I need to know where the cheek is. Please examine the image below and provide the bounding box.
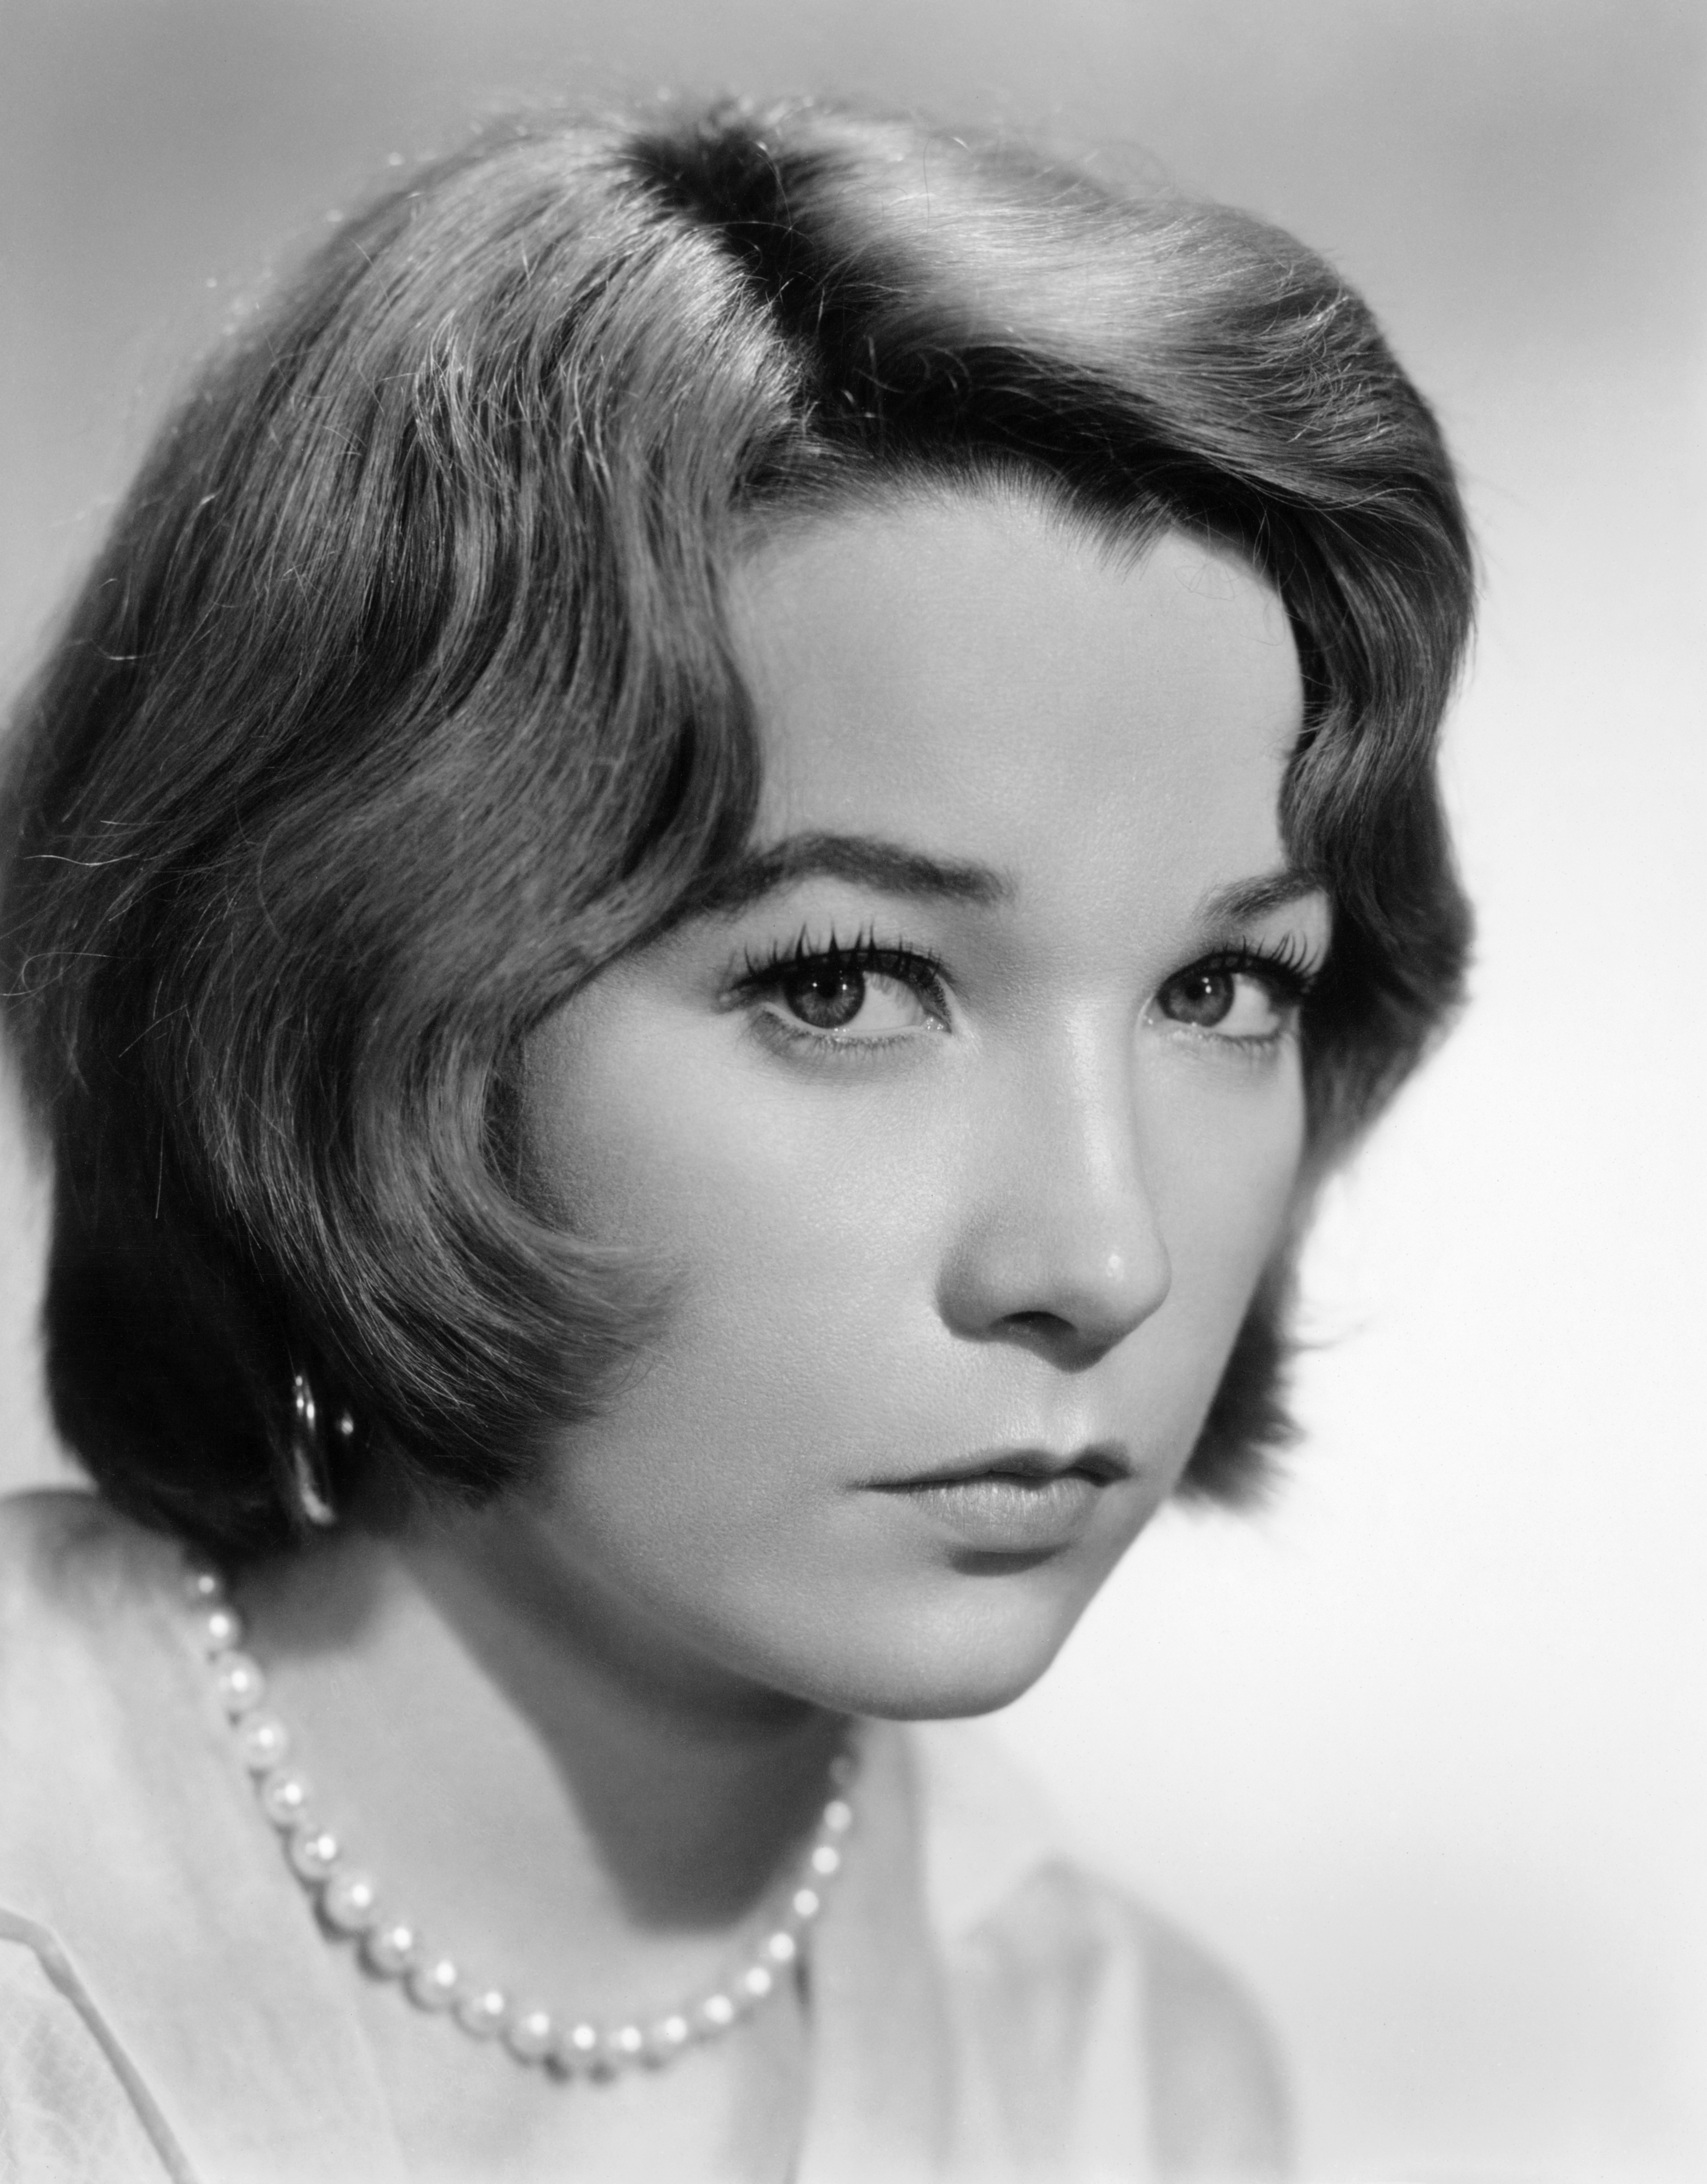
[1160,1061,1304,1267]
[1134,1052,1307,1416]
[523,989,947,1403]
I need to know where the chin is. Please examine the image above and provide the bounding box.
[765,1567,1098,1723]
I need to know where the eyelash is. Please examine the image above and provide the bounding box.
[729,929,1321,1051]
[733,927,950,1046]
[1159,936,1321,1040]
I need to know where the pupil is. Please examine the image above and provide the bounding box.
[1171,969,1234,1027]
[784,964,866,1030]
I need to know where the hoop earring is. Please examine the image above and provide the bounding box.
[288,1365,350,1530]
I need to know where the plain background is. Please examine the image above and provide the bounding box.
[1,3,1702,2177]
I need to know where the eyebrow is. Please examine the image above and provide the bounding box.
[1196,866,1328,927]
[689,832,1324,931]
[692,831,1014,916]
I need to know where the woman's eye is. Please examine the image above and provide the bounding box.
[773,962,936,1038]
[1157,963,1293,1042]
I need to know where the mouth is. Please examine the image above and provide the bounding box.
[867,1445,1131,1557]
[876,1445,1131,1491]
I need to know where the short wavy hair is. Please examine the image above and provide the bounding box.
[0,100,1473,1557]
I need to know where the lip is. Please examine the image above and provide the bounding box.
[868,1445,1129,1555]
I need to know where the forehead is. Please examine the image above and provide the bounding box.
[726,495,1303,918]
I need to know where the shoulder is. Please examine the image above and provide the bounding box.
[0,1913,193,2183]
[973,1860,1290,2176]
[0,1489,211,1912]
[0,1485,185,1622]
[0,1488,192,1728]
[1111,1882,1291,2176]
[909,1720,1290,2176]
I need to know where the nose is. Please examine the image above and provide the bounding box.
[936,1022,1171,1368]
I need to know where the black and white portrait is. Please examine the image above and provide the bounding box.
[0,5,1698,2180]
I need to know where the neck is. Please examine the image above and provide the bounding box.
[238,1507,848,2009]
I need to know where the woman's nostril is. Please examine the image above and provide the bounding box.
[1006,1310,1071,1337]
[995,1306,1128,1367]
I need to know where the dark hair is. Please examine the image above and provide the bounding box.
[0,100,1473,1557]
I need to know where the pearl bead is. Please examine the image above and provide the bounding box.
[320,1869,380,1933]
[763,1929,797,1966]
[235,1713,290,1772]
[739,1964,773,2001]
[185,1567,225,1605]
[790,1886,821,1922]
[611,2024,646,2061]
[697,1992,736,2032]
[202,1605,243,1652]
[407,1957,461,2011]
[455,1986,509,2039]
[647,2013,691,2061]
[259,1769,312,1827]
[362,1921,418,1977]
[288,1825,340,1883]
[810,1843,842,1878]
[504,2008,555,2063]
[214,1651,266,1715]
[556,2021,600,2073]
[822,1798,853,1835]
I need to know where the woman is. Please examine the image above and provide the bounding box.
[0,99,1471,2182]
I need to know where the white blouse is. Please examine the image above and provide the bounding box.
[0,1491,1286,2181]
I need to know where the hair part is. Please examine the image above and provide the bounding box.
[0,99,1473,1555]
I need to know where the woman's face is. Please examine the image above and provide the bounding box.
[519,492,1326,1719]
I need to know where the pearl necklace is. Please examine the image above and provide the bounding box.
[185,1557,856,2078]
